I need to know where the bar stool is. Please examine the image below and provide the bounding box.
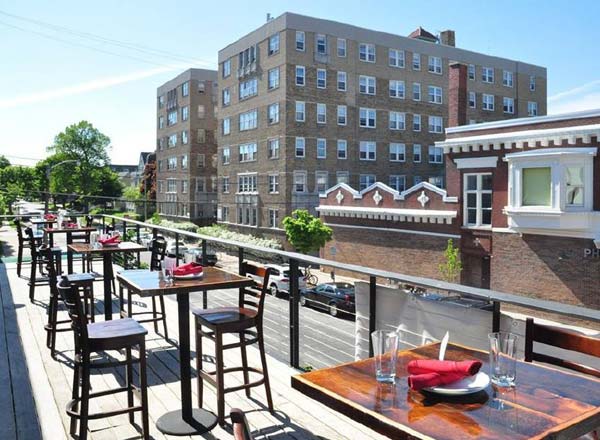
[120,236,169,338]
[25,227,61,303]
[57,277,149,440]
[14,219,42,277]
[193,262,273,426]
[42,246,96,359]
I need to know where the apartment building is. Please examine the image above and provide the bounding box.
[216,12,547,235]
[155,68,218,224]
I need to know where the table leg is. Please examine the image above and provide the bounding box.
[103,254,114,320]
[156,292,217,435]
[67,232,74,274]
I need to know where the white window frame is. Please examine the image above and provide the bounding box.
[413,144,421,163]
[389,143,406,162]
[463,173,493,228]
[316,103,327,124]
[482,67,494,83]
[293,171,307,193]
[412,82,421,101]
[359,174,376,190]
[503,70,513,87]
[389,49,405,68]
[359,108,376,128]
[389,175,406,192]
[337,105,347,125]
[317,138,327,158]
[413,114,421,132]
[296,31,305,51]
[359,43,376,62]
[482,94,495,111]
[337,38,346,57]
[337,140,347,159]
[295,101,305,122]
[428,145,443,164]
[389,80,405,99]
[268,174,279,193]
[317,69,327,89]
[315,171,329,194]
[268,33,280,55]
[268,67,280,90]
[503,97,514,114]
[336,171,349,184]
[528,101,538,116]
[428,85,443,104]
[389,112,405,131]
[469,91,476,108]
[530,76,536,91]
[295,65,305,86]
[468,64,475,80]
[428,115,443,133]
[428,56,442,74]
[295,137,305,158]
[412,53,421,70]
[316,34,327,55]
[359,75,376,95]
[268,102,279,124]
[359,141,376,161]
[337,71,347,91]
[268,138,279,159]
[268,209,279,228]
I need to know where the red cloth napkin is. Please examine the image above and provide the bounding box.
[407,359,482,391]
[98,236,121,245]
[65,222,78,228]
[173,262,203,276]
[44,214,56,220]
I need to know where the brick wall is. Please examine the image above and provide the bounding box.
[491,232,600,309]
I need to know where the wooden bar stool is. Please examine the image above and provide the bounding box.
[14,219,42,277]
[193,262,273,426]
[57,277,149,440]
[120,236,169,339]
[25,227,62,303]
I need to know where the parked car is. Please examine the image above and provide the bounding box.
[185,246,218,266]
[246,264,306,297]
[300,282,355,318]
[166,241,189,258]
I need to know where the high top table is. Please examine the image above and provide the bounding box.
[68,241,146,320]
[116,268,254,435]
[292,342,600,439]
[44,226,96,273]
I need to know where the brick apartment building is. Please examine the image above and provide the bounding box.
[318,108,600,310]
[216,12,547,237]
[155,68,218,224]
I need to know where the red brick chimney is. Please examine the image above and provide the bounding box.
[448,63,467,127]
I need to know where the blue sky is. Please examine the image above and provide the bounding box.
[1,0,599,166]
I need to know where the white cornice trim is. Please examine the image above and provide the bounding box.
[320,181,458,203]
[325,222,461,239]
[317,205,457,224]
[503,147,597,161]
[454,156,499,169]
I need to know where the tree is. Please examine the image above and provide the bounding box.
[0,156,10,169]
[139,157,156,200]
[282,209,333,254]
[123,185,142,200]
[438,239,462,283]
[0,166,40,213]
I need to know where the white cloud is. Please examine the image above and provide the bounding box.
[548,79,600,114]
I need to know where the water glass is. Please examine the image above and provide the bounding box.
[488,332,518,387]
[371,330,399,383]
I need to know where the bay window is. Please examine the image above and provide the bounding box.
[463,173,493,227]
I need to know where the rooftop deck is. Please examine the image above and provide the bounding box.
[0,259,387,440]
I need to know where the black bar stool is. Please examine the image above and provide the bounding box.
[25,227,61,303]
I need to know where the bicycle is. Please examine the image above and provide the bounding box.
[303,266,319,286]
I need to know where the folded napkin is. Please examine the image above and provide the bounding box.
[173,262,203,276]
[98,235,121,245]
[407,359,482,391]
[64,222,78,228]
[44,214,56,220]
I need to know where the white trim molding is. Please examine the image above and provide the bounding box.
[320,181,458,203]
[325,222,461,239]
[454,156,498,169]
[317,205,457,224]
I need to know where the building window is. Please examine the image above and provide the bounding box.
[413,144,421,163]
[428,86,443,104]
[469,91,476,108]
[268,102,279,124]
[503,97,514,114]
[337,38,346,57]
[468,64,475,80]
[412,83,421,101]
[389,175,406,192]
[429,176,444,188]
[389,112,405,130]
[268,67,279,89]
[359,108,376,128]
[181,130,188,144]
[528,101,538,116]
[337,105,347,125]
[296,31,305,51]
[222,147,230,164]
[158,180,164,193]
[294,171,307,192]
[428,56,442,74]
[359,43,376,62]
[221,177,230,193]
[239,143,257,162]
[268,33,280,55]
[389,49,405,68]
[181,105,189,121]
[167,179,177,192]
[239,109,258,131]
[222,88,230,106]
[167,110,177,126]
[222,118,230,135]
[268,138,279,159]
[197,105,205,119]
[268,174,279,193]
[181,180,188,193]
[503,70,513,87]
[482,67,494,83]
[316,69,327,89]
[337,140,347,159]
[269,209,279,228]
[197,81,205,93]
[359,75,376,94]
[337,171,349,184]
[464,173,493,227]
[222,59,231,78]
[359,174,376,190]
[182,81,189,97]
[295,137,305,157]
[237,173,258,193]
[158,95,164,109]
[239,78,258,100]
[296,66,305,86]
[428,116,443,133]
[197,154,205,168]
[317,138,327,158]
[168,133,177,147]
[158,116,164,129]
[389,143,405,162]
[412,53,421,70]
[295,101,305,122]
[389,80,405,99]
[157,137,165,150]
[317,103,327,124]
[158,161,163,172]
[316,171,328,193]
[337,71,347,91]
[167,156,177,170]
[316,34,327,55]
[482,94,495,111]
[522,167,551,206]
[221,206,229,222]
[359,141,376,161]
[428,145,443,163]
[413,114,421,132]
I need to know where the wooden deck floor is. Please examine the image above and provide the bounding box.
[0,260,387,440]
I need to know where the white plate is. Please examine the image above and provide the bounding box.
[173,272,203,280]
[423,372,490,395]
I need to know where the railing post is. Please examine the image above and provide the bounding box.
[369,276,377,357]
[289,258,300,369]
[135,224,141,266]
[202,239,207,265]
[492,301,501,332]
[152,227,158,239]
[102,216,105,228]
[175,232,180,265]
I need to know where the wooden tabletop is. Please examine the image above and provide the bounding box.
[31,219,57,224]
[44,226,96,234]
[68,241,146,254]
[291,342,600,440]
[116,268,254,297]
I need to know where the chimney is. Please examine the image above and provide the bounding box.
[440,30,455,47]
[448,63,467,128]
[266,13,272,22]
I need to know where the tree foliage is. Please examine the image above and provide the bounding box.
[438,239,463,283]
[0,166,40,213]
[282,209,333,254]
[123,185,142,200]
[139,159,156,200]
[0,156,11,169]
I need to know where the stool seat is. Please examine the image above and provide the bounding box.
[66,273,96,283]
[193,307,257,327]
[88,318,147,351]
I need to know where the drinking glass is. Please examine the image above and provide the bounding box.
[488,332,518,387]
[371,330,399,383]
